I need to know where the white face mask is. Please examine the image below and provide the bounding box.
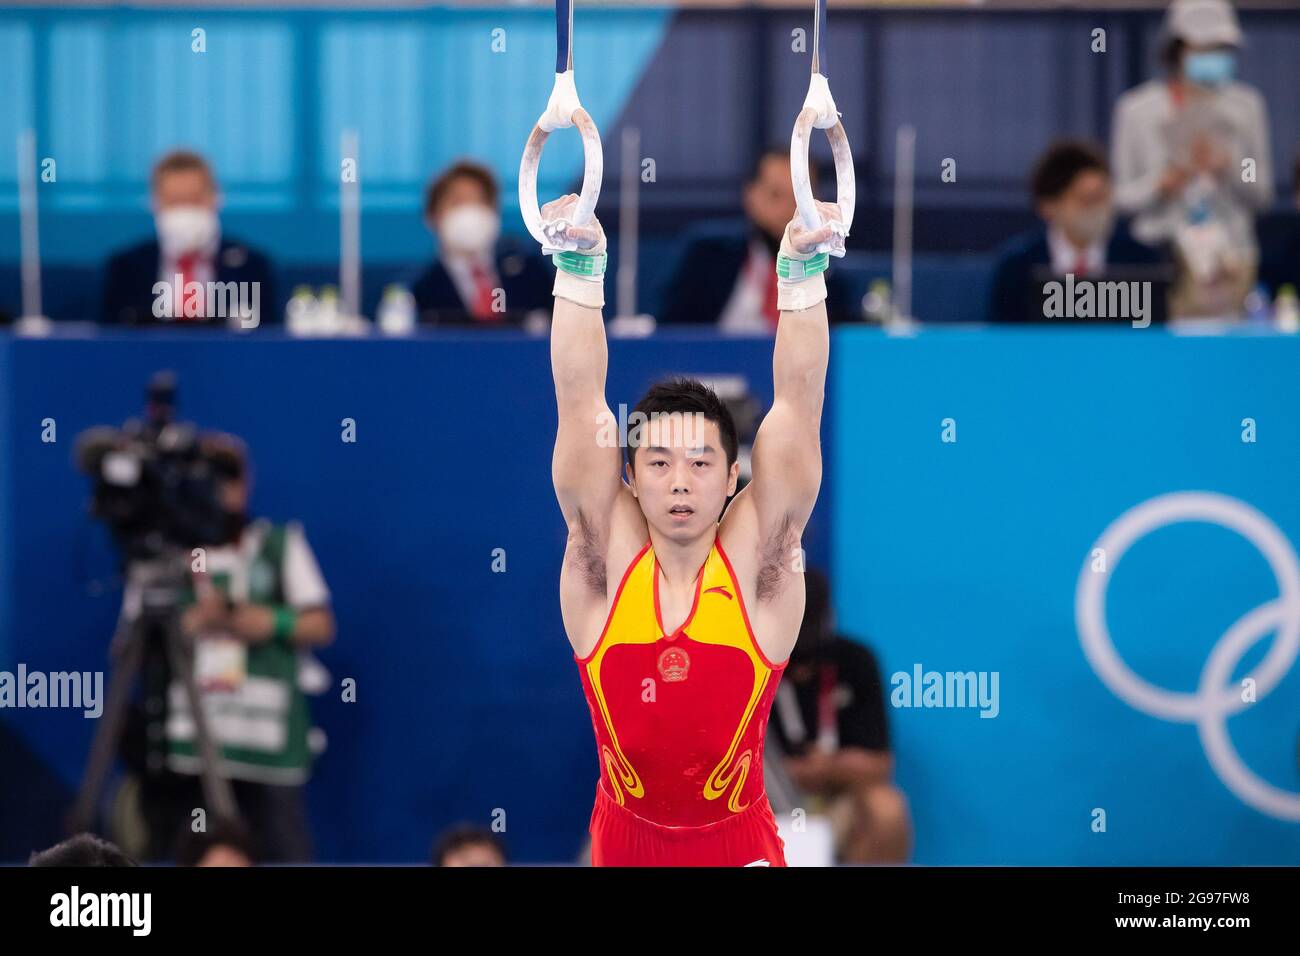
[438,204,500,256]
[1063,206,1115,246]
[156,205,219,257]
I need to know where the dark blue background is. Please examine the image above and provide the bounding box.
[0,329,830,863]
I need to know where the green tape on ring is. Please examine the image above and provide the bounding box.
[553,251,607,278]
[776,252,830,281]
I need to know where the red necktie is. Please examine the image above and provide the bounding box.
[762,261,779,329]
[469,261,497,320]
[176,252,201,320]
[1073,251,1089,278]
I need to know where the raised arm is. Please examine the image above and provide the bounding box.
[748,201,839,539]
[543,195,622,529]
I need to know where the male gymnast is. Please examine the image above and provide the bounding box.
[543,190,843,866]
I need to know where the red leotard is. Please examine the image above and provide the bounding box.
[575,535,788,866]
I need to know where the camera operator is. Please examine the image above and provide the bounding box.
[154,438,335,863]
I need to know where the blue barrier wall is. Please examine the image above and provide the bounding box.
[3,327,1299,863]
[0,338,11,673]
[832,327,1300,865]
[0,329,830,863]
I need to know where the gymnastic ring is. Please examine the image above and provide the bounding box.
[790,105,855,249]
[519,103,603,249]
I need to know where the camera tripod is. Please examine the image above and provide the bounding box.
[69,554,240,840]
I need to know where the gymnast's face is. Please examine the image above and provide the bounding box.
[626,415,739,543]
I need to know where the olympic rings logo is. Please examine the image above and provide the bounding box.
[1075,491,1300,821]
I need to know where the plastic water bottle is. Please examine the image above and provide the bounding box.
[1274,284,1299,334]
[862,279,893,324]
[1243,283,1271,327]
[317,286,340,336]
[377,285,417,336]
[286,286,318,337]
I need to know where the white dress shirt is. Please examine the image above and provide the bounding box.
[717,238,777,335]
[443,250,500,314]
[158,229,221,320]
[1047,225,1105,277]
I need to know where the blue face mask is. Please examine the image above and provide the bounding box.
[1184,50,1236,88]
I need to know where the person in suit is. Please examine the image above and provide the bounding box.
[102,150,275,327]
[1260,156,1300,298]
[409,160,551,326]
[658,148,852,331]
[988,140,1163,323]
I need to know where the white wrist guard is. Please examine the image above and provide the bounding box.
[777,272,828,312]
[553,267,605,309]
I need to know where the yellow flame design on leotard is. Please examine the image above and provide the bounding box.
[583,539,777,814]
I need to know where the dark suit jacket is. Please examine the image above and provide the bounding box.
[987,224,1162,323]
[102,237,276,327]
[409,239,551,326]
[658,225,854,326]
[1260,214,1300,297]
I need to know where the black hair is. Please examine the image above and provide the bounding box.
[150,149,215,194]
[1030,140,1109,203]
[432,824,507,866]
[199,431,249,481]
[747,146,787,185]
[1161,37,1187,73]
[625,377,739,476]
[747,145,817,189]
[424,160,499,219]
[29,833,137,867]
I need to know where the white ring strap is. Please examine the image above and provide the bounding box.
[519,70,604,249]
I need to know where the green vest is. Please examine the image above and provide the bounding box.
[167,522,314,785]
